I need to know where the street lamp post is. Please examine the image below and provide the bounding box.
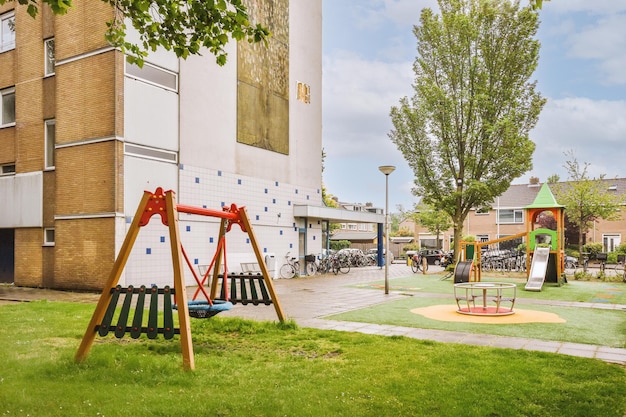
[378,165,396,295]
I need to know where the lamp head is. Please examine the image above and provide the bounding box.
[378,165,396,175]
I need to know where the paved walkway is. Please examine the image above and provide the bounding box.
[2,263,626,365]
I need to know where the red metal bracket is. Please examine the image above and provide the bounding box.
[139,187,169,226]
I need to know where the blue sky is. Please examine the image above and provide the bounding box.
[321,0,626,211]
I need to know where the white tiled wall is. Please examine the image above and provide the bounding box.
[123,164,323,287]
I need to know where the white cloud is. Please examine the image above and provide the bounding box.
[528,97,626,181]
[565,14,626,85]
[547,0,626,14]
[322,52,413,158]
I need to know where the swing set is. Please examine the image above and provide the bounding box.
[75,187,285,370]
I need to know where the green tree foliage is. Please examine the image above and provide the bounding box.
[2,0,269,66]
[553,151,624,264]
[389,0,545,257]
[414,203,453,250]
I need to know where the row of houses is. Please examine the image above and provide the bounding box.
[333,178,626,257]
[403,179,626,254]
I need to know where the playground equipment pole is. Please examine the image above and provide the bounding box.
[379,165,396,295]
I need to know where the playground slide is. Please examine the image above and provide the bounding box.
[525,247,550,291]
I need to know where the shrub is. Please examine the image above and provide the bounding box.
[330,240,350,251]
[582,242,603,259]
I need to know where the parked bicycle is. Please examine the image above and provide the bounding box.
[280,252,300,279]
[331,252,350,275]
[411,252,428,273]
[304,254,317,276]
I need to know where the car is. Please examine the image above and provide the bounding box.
[420,249,445,265]
[366,248,394,263]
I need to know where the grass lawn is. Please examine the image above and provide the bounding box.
[1,300,626,416]
[331,274,626,348]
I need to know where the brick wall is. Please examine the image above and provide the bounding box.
[14,228,42,287]
[53,217,116,290]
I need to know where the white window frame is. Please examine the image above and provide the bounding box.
[0,163,15,175]
[44,119,56,169]
[0,11,15,53]
[497,209,523,224]
[44,38,55,76]
[125,61,178,92]
[43,228,55,246]
[1,87,16,127]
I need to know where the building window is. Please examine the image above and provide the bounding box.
[476,234,489,242]
[44,228,55,246]
[125,61,178,92]
[1,163,15,175]
[1,87,15,127]
[497,209,523,224]
[44,38,55,76]
[0,11,15,53]
[45,119,55,169]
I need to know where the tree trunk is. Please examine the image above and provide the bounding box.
[578,224,585,265]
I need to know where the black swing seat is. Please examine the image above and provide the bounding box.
[175,299,233,319]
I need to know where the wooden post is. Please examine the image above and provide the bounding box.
[165,191,195,371]
[75,191,153,363]
[238,206,286,322]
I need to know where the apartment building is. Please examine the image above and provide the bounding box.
[0,1,356,290]
[402,179,626,252]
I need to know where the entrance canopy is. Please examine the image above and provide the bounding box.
[293,204,385,224]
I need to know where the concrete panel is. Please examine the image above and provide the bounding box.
[0,172,42,227]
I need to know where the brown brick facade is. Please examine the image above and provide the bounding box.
[2,2,124,290]
[53,217,116,290]
[13,228,43,287]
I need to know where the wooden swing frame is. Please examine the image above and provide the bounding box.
[75,187,285,370]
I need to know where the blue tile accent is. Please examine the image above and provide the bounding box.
[275,181,279,186]
[126,217,132,224]
[186,225,191,232]
[280,230,283,235]
[237,179,242,185]
[263,248,267,253]
[209,237,214,243]
[295,189,299,194]
[288,201,291,206]
[264,207,268,212]
[195,177,200,183]
[256,215,260,220]
[221,202,225,207]
[194,258,198,264]
[146,248,151,255]
[179,164,184,170]
[202,205,207,208]
[307,195,310,200]
[218,170,222,176]
[160,236,165,243]
[313,236,316,240]
[272,198,276,204]
[265,188,268,193]
[246,238,250,244]
[289,243,293,248]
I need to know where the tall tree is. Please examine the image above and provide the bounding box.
[1,0,269,66]
[389,0,545,257]
[553,151,624,264]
